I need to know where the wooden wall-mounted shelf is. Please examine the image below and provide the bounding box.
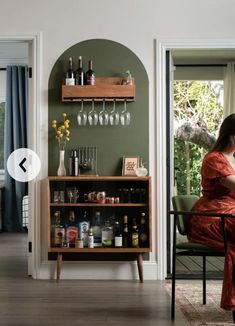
[62,77,135,102]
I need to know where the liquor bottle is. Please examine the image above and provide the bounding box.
[88,227,94,248]
[123,215,129,248]
[114,220,122,248]
[78,210,90,247]
[93,211,102,247]
[67,210,78,247]
[54,211,65,247]
[101,220,113,247]
[139,212,148,248]
[69,150,79,176]
[75,56,84,85]
[86,60,95,85]
[63,223,69,248]
[65,57,75,86]
[131,218,139,248]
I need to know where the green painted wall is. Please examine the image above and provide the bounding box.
[48,39,149,176]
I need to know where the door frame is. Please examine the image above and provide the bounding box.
[0,33,42,278]
[155,38,235,280]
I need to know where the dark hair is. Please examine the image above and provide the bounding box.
[211,113,235,152]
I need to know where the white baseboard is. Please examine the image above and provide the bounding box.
[37,260,158,280]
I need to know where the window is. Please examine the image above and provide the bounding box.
[174,79,224,196]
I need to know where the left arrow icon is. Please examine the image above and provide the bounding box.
[19,158,27,173]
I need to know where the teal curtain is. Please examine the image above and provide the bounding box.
[3,66,28,231]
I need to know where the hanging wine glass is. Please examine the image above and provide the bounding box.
[99,99,109,126]
[120,99,131,126]
[88,100,98,126]
[77,100,87,126]
[109,99,119,126]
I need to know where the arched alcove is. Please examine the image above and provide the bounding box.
[48,39,149,176]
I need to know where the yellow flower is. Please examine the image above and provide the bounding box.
[51,113,70,150]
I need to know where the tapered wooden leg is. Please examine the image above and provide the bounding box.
[137,253,143,283]
[57,252,63,282]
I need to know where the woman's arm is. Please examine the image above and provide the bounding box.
[221,175,235,190]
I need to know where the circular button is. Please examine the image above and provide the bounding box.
[7,148,41,182]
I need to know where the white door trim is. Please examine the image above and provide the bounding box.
[0,33,42,279]
[155,38,235,280]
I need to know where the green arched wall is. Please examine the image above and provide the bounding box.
[48,39,149,176]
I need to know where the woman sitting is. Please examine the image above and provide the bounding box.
[188,113,235,312]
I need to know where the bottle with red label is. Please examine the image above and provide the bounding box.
[85,60,95,85]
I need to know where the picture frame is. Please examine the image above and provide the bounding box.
[122,156,139,176]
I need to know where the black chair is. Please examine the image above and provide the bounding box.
[169,195,235,322]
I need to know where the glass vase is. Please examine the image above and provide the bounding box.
[57,150,66,176]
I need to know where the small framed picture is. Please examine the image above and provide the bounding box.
[122,156,139,176]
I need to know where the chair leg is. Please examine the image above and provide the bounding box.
[233,311,235,323]
[203,255,206,305]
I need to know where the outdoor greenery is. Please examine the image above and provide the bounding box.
[0,102,4,170]
[174,81,223,196]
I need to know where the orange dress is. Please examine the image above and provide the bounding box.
[187,151,235,311]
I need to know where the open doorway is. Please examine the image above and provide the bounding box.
[167,49,235,278]
[155,40,235,280]
[0,41,29,276]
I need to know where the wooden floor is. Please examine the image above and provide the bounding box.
[0,232,188,326]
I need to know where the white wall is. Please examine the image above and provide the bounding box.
[0,0,235,280]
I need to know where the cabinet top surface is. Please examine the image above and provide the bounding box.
[47,176,151,181]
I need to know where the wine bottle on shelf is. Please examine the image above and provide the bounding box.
[123,215,129,248]
[131,218,139,248]
[75,56,84,85]
[114,220,122,248]
[65,57,75,86]
[86,60,95,85]
[139,212,148,248]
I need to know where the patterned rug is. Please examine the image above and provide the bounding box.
[165,280,233,325]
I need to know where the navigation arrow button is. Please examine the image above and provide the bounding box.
[19,157,27,173]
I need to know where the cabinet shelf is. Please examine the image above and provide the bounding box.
[62,77,135,102]
[48,247,150,253]
[50,203,148,207]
